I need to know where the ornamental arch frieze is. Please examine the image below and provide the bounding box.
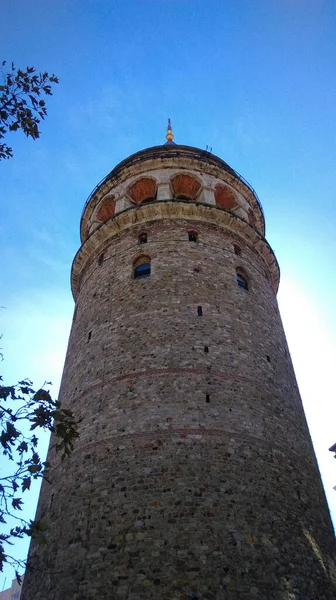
[80,147,265,242]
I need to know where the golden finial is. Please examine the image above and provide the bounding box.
[165,118,174,143]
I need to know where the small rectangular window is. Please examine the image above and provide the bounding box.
[204,346,209,353]
[197,306,203,316]
[139,233,147,244]
[206,394,210,403]
[189,232,198,242]
[88,331,92,341]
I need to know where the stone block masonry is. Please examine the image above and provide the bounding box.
[22,143,336,600]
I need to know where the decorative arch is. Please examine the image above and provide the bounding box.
[215,184,238,211]
[170,173,201,201]
[96,196,116,221]
[127,177,157,204]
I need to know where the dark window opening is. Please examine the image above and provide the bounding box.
[204,346,209,353]
[197,306,203,316]
[206,394,210,403]
[98,253,104,265]
[139,232,148,244]
[134,263,151,279]
[188,231,198,242]
[193,266,200,273]
[233,244,241,256]
[236,272,248,291]
[266,355,271,362]
[88,331,92,341]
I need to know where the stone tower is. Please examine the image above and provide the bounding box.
[22,123,335,600]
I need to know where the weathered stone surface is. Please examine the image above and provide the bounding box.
[22,146,336,600]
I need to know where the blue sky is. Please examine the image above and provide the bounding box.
[1,0,336,587]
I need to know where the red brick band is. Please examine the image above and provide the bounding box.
[83,366,254,396]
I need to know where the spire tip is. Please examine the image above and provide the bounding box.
[165,118,174,143]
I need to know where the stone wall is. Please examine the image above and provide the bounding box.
[22,213,336,599]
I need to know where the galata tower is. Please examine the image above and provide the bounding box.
[22,122,335,600]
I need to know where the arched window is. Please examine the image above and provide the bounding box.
[233,243,241,256]
[134,256,151,279]
[139,232,148,244]
[236,270,248,291]
[188,231,198,242]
